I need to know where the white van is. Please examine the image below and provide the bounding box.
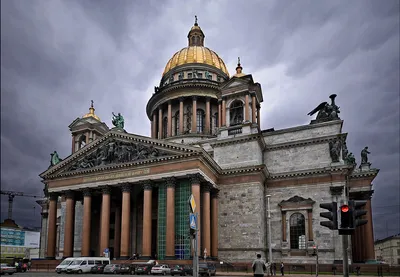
[55,257,76,274]
[65,257,110,274]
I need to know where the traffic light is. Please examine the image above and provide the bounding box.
[351,200,368,227]
[339,203,354,235]
[319,202,338,230]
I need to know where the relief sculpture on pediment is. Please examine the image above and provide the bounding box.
[68,139,168,171]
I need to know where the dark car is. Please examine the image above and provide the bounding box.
[198,263,216,276]
[116,263,135,275]
[90,264,106,274]
[135,264,153,275]
[103,264,121,274]
[171,264,193,276]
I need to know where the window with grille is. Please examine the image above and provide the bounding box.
[196,109,205,133]
[162,117,168,138]
[175,112,180,135]
[157,185,166,259]
[229,100,244,126]
[175,180,191,259]
[290,213,306,250]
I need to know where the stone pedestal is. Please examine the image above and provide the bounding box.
[359,162,371,172]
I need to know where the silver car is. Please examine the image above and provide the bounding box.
[150,264,171,275]
[0,263,16,275]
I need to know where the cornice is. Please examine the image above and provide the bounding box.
[220,165,267,177]
[350,168,380,179]
[265,133,347,151]
[262,120,344,137]
[269,165,350,180]
[210,133,261,147]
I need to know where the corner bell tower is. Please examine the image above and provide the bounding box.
[69,100,109,154]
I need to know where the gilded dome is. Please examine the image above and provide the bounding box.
[162,46,229,77]
[162,17,229,77]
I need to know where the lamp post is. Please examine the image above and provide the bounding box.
[266,195,272,265]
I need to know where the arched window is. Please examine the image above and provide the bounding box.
[290,213,306,250]
[163,117,168,138]
[175,111,180,135]
[196,109,205,133]
[78,135,86,149]
[191,37,196,45]
[229,100,244,126]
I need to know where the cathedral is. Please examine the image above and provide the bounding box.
[38,19,379,265]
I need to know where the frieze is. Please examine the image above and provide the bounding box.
[68,139,169,172]
[82,168,150,183]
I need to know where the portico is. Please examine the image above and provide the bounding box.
[40,131,220,260]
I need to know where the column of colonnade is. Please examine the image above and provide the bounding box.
[150,96,216,139]
[45,174,220,260]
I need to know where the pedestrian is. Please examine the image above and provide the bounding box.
[252,254,266,277]
[280,262,284,276]
[28,260,32,271]
[272,263,276,275]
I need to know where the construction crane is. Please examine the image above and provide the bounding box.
[0,190,42,220]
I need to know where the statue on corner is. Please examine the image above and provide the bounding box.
[49,151,62,167]
[307,94,341,124]
[361,146,371,164]
[112,112,125,129]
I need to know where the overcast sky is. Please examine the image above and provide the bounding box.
[1,0,399,240]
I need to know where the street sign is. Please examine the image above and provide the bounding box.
[189,194,196,213]
[190,213,197,230]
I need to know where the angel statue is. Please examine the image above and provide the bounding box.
[112,112,125,129]
[49,150,62,168]
[307,94,340,123]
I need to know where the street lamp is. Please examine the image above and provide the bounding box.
[266,195,272,265]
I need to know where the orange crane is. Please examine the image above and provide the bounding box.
[0,190,42,220]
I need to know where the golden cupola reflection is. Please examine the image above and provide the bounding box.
[233,57,246,78]
[82,100,101,121]
[162,16,229,77]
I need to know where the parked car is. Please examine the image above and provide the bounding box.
[135,264,153,275]
[198,263,216,276]
[171,264,193,276]
[116,263,135,275]
[151,264,171,275]
[55,257,75,274]
[90,264,106,274]
[103,264,121,274]
[0,263,16,275]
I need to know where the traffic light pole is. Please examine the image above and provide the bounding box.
[342,235,349,277]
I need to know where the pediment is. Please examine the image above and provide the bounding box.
[221,75,254,90]
[40,131,201,179]
[278,195,315,210]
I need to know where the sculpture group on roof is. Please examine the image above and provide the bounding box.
[308,94,341,124]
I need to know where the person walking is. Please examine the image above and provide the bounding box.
[280,262,284,276]
[252,254,266,277]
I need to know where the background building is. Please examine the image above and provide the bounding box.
[375,234,400,266]
[38,19,379,264]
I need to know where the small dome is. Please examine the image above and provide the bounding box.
[82,100,101,121]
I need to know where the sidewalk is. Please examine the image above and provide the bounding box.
[216,273,378,277]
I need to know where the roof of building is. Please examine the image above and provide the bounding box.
[374,233,400,244]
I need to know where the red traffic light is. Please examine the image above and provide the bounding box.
[341,205,349,212]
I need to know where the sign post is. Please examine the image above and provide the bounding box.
[189,194,198,277]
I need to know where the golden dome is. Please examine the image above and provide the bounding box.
[162,16,229,77]
[82,100,101,121]
[162,46,229,76]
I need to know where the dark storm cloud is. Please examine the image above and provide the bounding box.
[1,0,399,240]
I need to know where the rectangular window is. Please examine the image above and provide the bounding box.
[158,185,167,260]
[188,73,193,79]
[207,74,212,80]
[88,260,94,265]
[197,73,203,79]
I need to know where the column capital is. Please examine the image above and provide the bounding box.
[101,186,111,195]
[64,190,75,199]
[142,183,153,191]
[211,191,220,199]
[178,96,185,102]
[249,91,256,96]
[201,183,212,192]
[205,97,211,102]
[164,177,176,188]
[190,173,202,185]
[192,96,198,101]
[218,99,222,104]
[41,212,49,218]
[82,188,92,197]
[49,193,58,201]
[121,183,132,193]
